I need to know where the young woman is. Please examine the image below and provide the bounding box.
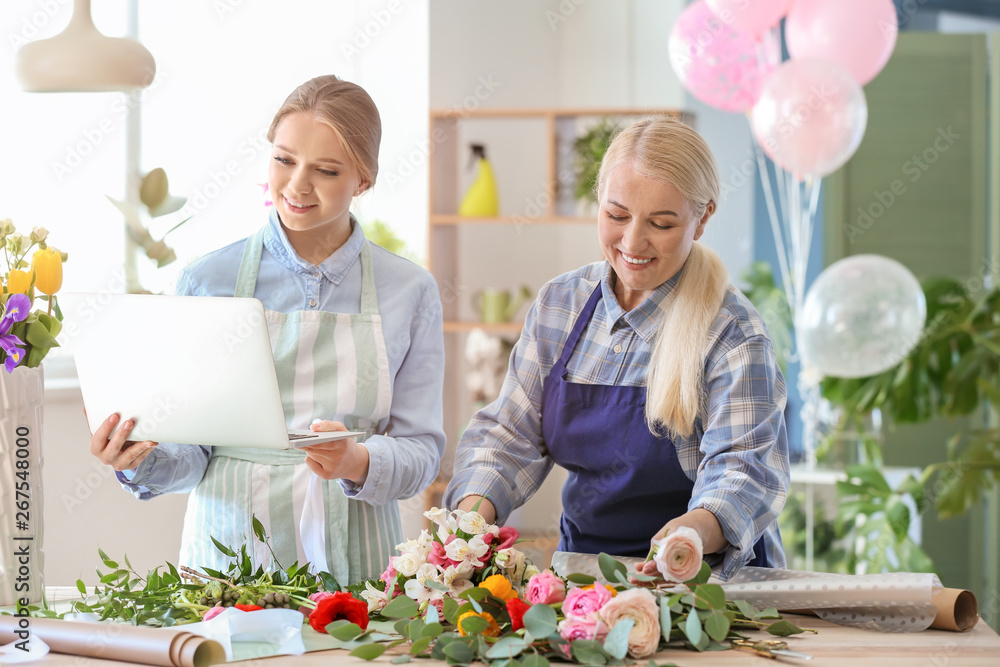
[444,117,789,581]
[91,75,445,585]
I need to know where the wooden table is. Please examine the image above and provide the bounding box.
[14,614,1000,666]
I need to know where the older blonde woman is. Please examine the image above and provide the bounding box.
[444,117,788,580]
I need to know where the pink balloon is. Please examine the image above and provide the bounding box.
[786,0,899,86]
[668,1,779,113]
[751,59,868,177]
[705,0,792,37]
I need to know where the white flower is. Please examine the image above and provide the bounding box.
[394,552,422,578]
[424,507,453,534]
[396,530,435,560]
[415,562,440,586]
[450,578,474,596]
[444,535,490,567]
[405,578,434,603]
[360,580,388,613]
[442,562,475,586]
[457,511,492,535]
[523,563,540,581]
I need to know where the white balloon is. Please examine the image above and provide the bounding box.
[798,255,926,379]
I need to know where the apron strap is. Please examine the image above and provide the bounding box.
[358,240,378,315]
[554,285,603,372]
[235,228,267,298]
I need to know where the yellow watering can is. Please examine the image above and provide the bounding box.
[472,286,532,323]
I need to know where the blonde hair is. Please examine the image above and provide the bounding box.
[597,117,729,438]
[267,75,381,192]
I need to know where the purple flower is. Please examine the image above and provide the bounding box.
[0,293,31,373]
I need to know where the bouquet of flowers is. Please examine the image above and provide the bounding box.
[304,508,815,664]
[0,219,67,372]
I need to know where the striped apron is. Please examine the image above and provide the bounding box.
[177,229,402,586]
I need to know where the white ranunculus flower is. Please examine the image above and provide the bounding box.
[394,552,422,578]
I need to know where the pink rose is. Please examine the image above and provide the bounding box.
[202,606,225,621]
[558,617,609,642]
[525,570,566,605]
[653,525,703,583]
[299,590,334,616]
[562,584,613,622]
[599,588,661,658]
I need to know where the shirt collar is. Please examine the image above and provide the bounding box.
[599,261,683,344]
[263,207,364,285]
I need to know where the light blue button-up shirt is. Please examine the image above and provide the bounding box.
[117,210,445,506]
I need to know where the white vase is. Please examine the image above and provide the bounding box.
[0,365,45,607]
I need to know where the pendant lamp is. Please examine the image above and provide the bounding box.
[16,0,155,92]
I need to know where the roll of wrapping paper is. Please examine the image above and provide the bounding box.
[0,616,226,666]
[777,587,978,633]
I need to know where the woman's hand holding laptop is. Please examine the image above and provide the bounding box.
[301,419,370,486]
[89,411,159,472]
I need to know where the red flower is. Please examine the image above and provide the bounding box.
[308,591,370,634]
[506,598,531,632]
[234,604,263,612]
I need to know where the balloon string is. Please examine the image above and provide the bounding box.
[752,134,795,323]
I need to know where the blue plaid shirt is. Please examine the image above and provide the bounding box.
[444,261,789,580]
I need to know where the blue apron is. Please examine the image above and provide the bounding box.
[541,285,770,566]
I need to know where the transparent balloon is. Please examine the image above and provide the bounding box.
[751,58,868,177]
[798,255,926,379]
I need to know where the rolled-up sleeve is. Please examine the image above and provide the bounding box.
[342,278,446,505]
[688,333,789,580]
[444,297,554,524]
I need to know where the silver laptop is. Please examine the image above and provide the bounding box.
[71,293,365,449]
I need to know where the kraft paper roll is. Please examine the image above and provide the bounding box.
[930,587,979,632]
[0,616,226,667]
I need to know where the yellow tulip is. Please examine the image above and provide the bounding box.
[6,269,31,294]
[31,247,62,295]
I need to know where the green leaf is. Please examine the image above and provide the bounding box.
[519,654,550,667]
[886,497,911,541]
[210,536,237,558]
[409,637,433,655]
[382,595,419,619]
[659,597,672,643]
[733,599,758,620]
[443,597,460,625]
[319,571,341,592]
[76,579,87,596]
[703,611,730,642]
[687,561,711,585]
[485,636,528,659]
[570,640,609,665]
[425,604,440,625]
[755,607,781,620]
[598,553,628,586]
[693,584,726,611]
[350,643,388,660]
[327,620,364,641]
[252,516,267,543]
[522,602,558,639]
[845,464,892,495]
[766,620,808,637]
[683,611,702,646]
[407,619,426,639]
[443,640,475,663]
[602,618,634,659]
[565,573,596,585]
[458,615,490,635]
[422,622,443,639]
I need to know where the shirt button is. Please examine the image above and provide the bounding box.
[613,344,623,354]
[309,299,317,308]
[313,271,320,278]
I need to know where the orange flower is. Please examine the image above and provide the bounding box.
[457,611,501,637]
[479,574,518,602]
[5,270,31,295]
[582,582,617,597]
[30,247,62,296]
